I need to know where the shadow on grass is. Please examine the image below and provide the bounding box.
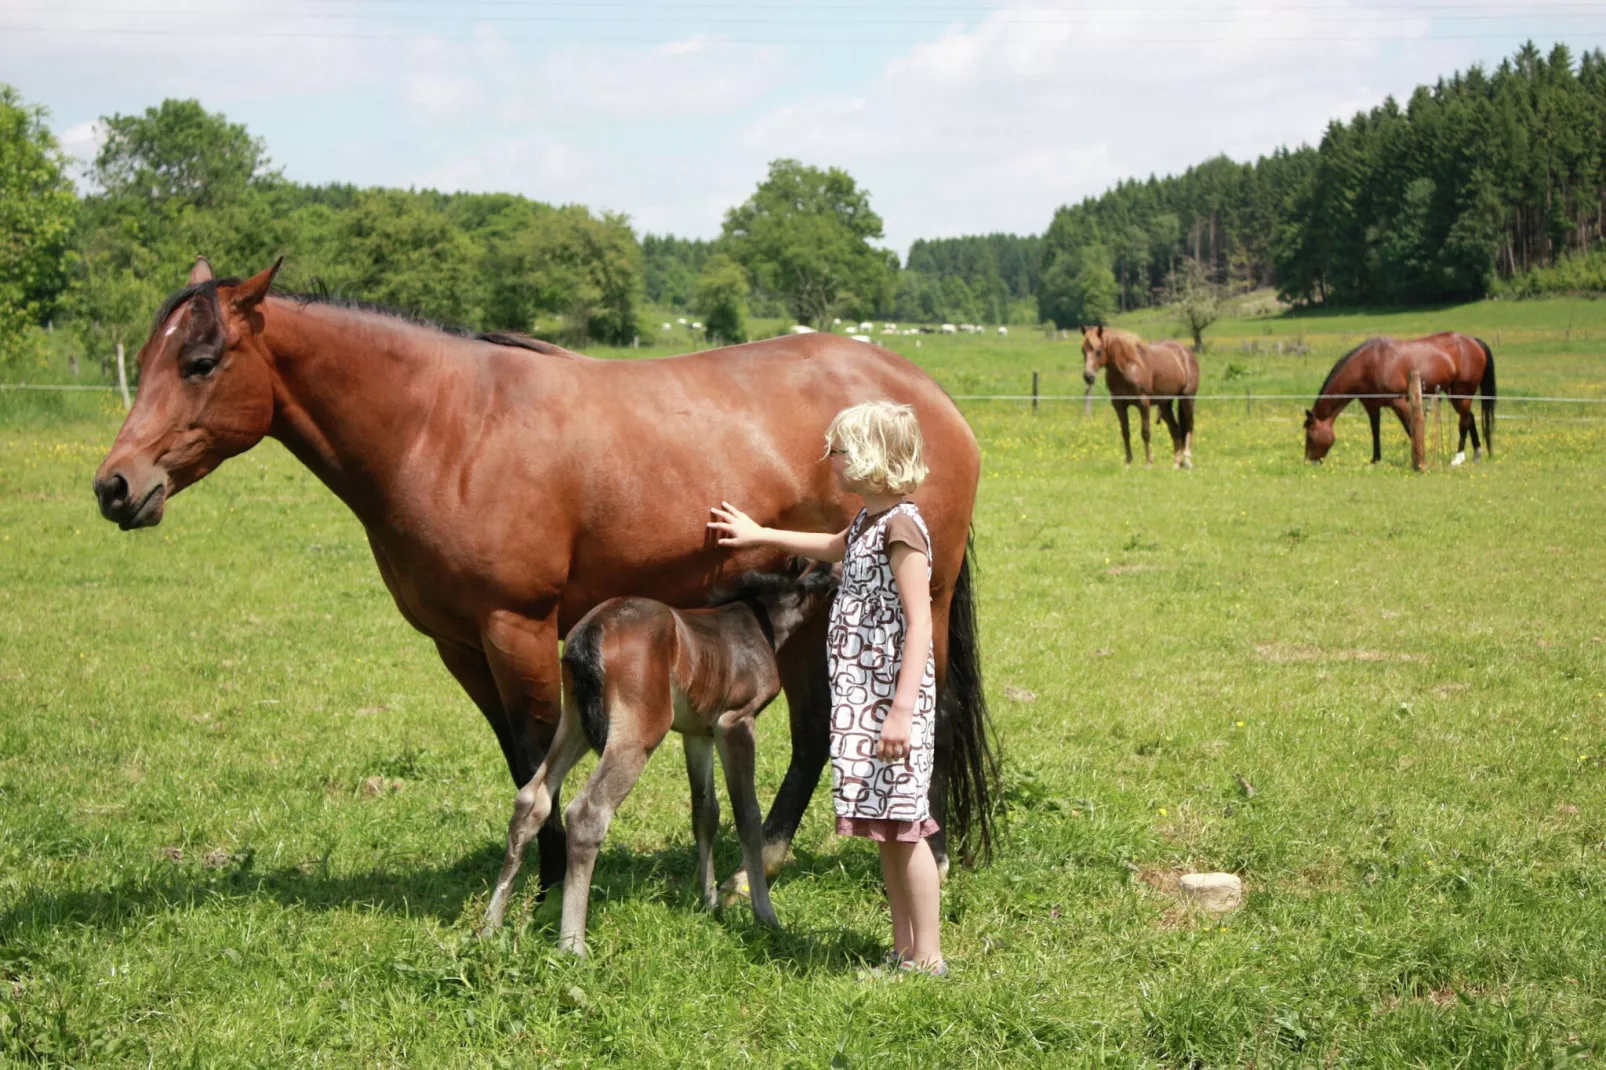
[0,835,887,971]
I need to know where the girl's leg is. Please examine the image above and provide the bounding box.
[895,838,943,968]
[879,841,914,959]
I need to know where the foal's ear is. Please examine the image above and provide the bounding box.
[187,255,214,285]
[232,256,283,313]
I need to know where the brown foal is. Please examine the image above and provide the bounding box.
[1080,325,1200,468]
[482,564,839,955]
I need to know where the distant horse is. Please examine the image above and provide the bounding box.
[483,563,839,955]
[92,256,1000,897]
[1303,333,1495,464]
[1080,325,1199,468]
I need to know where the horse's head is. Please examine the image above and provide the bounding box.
[1303,408,1335,463]
[1079,324,1107,385]
[93,256,282,529]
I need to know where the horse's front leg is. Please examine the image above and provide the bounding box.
[482,610,568,890]
[1138,398,1154,466]
[1114,402,1134,465]
[1363,401,1383,464]
[756,612,831,875]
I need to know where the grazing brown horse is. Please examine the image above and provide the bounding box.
[483,563,839,954]
[1303,332,1495,465]
[1080,325,1199,468]
[92,257,998,898]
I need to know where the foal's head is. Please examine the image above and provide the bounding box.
[713,561,839,650]
[94,256,283,529]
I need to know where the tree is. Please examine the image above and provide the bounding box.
[93,98,268,209]
[0,85,77,370]
[487,205,643,346]
[721,159,893,328]
[692,254,749,344]
[1166,258,1222,351]
[1039,244,1117,328]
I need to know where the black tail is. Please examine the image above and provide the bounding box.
[944,532,1002,865]
[561,625,609,753]
[1476,337,1496,458]
[1176,395,1195,441]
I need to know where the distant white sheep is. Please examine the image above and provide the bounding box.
[941,324,957,334]
[790,324,815,334]
[851,334,872,343]
[677,317,688,325]
[997,326,1009,335]
[858,321,874,331]
[692,322,704,330]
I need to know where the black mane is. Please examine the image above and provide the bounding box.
[1317,339,1376,397]
[707,562,838,608]
[150,276,579,356]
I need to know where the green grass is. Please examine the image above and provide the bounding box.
[2,300,1605,1066]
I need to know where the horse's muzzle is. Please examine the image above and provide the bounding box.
[94,470,167,529]
[1082,371,1096,386]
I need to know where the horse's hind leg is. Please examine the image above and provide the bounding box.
[1456,396,1482,462]
[1179,397,1196,468]
[683,733,720,912]
[715,710,780,929]
[560,729,661,956]
[1157,401,1183,468]
[482,707,590,933]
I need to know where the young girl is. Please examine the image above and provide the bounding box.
[707,400,945,976]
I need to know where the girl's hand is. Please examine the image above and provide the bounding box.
[878,704,914,762]
[707,501,765,548]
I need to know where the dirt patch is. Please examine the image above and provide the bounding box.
[1003,685,1037,704]
[1106,563,1161,576]
[1433,683,1470,697]
[1255,644,1426,664]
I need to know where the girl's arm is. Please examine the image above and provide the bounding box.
[707,502,848,563]
[876,542,932,762]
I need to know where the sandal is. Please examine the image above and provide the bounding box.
[897,959,949,978]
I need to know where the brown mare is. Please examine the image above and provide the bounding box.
[1303,332,1495,465]
[1080,325,1199,468]
[92,257,999,899]
[483,564,839,954]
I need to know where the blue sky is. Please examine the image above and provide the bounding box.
[1,1,1598,254]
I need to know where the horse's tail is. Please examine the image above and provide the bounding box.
[1176,391,1195,440]
[945,531,1002,865]
[1475,337,1496,458]
[560,624,609,752]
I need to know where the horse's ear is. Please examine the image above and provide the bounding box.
[232,257,283,312]
[1095,324,1105,340]
[187,256,214,285]
[1303,408,1314,426]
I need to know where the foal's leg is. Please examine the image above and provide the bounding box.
[1114,402,1134,465]
[1363,401,1383,464]
[1458,396,1483,461]
[715,709,780,929]
[560,717,667,956]
[482,709,590,933]
[683,733,720,912]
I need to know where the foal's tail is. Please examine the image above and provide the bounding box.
[1475,337,1496,458]
[561,625,609,752]
[945,531,1002,865]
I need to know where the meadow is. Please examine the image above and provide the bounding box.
[1,297,1604,1066]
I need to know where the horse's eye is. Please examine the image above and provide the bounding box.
[184,356,218,380]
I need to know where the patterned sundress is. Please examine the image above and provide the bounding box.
[829,502,940,842]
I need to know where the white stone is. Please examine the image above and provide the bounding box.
[1178,872,1243,913]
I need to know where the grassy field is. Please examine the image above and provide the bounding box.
[2,297,1605,1066]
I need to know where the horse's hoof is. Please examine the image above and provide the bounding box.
[719,871,751,907]
[935,854,951,885]
[1451,451,1466,466]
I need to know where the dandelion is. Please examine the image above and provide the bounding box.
[1235,720,1246,727]
[1426,860,1434,866]
[1158,808,1168,817]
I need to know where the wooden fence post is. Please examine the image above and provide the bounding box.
[1408,369,1425,471]
[1431,390,1442,465]
[115,342,132,411]
[1031,370,1039,413]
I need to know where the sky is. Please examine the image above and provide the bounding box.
[1,0,1598,256]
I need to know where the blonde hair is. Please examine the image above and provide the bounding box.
[825,400,929,495]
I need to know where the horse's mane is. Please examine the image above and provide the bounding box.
[707,562,838,608]
[1316,339,1376,397]
[150,278,585,358]
[1100,327,1145,359]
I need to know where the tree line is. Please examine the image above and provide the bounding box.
[1037,41,1606,325]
